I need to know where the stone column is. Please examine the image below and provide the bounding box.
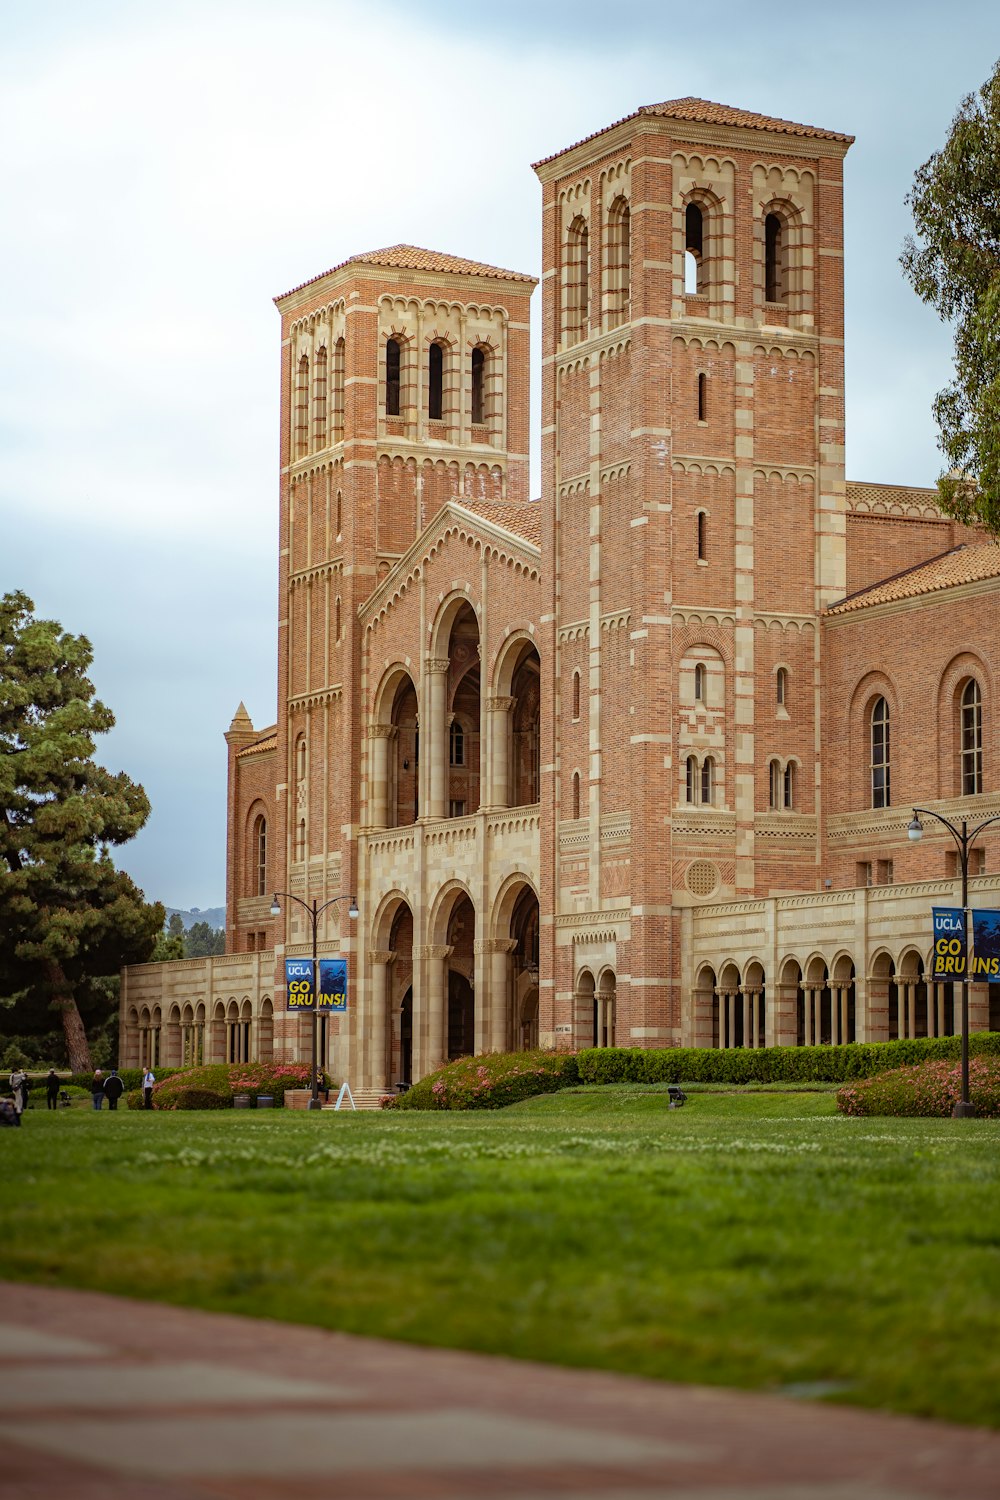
[419,943,453,1074]
[368,950,395,1092]
[486,696,515,808]
[743,988,761,1048]
[898,983,908,1041]
[367,725,395,829]
[802,986,813,1047]
[478,938,517,1053]
[426,659,450,819]
[742,989,752,1049]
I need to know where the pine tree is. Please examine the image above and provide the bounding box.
[0,591,163,1070]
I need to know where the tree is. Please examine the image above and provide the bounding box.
[185,920,225,958]
[0,592,163,1071]
[901,59,1000,535]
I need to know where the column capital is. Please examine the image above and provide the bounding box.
[475,937,518,954]
[366,723,398,740]
[368,949,397,966]
[426,657,451,675]
[486,696,516,713]
[416,943,454,960]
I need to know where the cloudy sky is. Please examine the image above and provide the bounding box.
[2,0,997,911]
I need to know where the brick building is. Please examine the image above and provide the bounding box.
[121,97,1000,1083]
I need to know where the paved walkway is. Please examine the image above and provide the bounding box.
[1,1282,997,1499]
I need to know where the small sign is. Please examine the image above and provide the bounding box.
[931,907,966,977]
[972,910,1000,982]
[554,1023,573,1034]
[284,957,349,1010]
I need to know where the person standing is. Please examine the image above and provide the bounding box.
[91,1069,104,1110]
[142,1066,155,1110]
[103,1068,125,1111]
[8,1068,28,1120]
[45,1069,61,1110]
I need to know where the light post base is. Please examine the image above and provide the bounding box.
[307,1098,323,1111]
[952,1101,976,1119]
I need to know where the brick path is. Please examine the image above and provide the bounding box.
[1,1281,997,1499]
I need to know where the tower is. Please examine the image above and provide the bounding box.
[534,99,854,1050]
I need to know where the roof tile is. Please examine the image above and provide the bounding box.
[237,731,277,759]
[454,499,542,548]
[827,545,1000,615]
[277,244,536,302]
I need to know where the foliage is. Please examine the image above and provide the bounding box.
[151,930,186,962]
[150,1061,318,1110]
[901,58,1000,534]
[184,921,225,958]
[837,1056,1000,1117]
[0,591,163,1071]
[2,1095,1000,1428]
[575,1032,1000,1087]
[395,1050,579,1110]
[157,1086,232,1112]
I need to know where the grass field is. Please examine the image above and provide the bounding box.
[3,1086,999,1427]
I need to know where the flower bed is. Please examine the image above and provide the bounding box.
[394,1050,579,1110]
[837,1056,1000,1117]
[126,1062,321,1110]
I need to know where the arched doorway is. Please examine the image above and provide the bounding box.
[446,892,476,1059]
[595,969,616,1048]
[577,969,596,1046]
[510,645,541,807]
[369,893,414,1091]
[389,673,419,826]
[831,956,856,1045]
[512,885,540,1049]
[446,604,481,818]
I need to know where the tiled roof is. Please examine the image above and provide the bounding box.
[276,245,536,301]
[454,499,542,548]
[533,96,853,168]
[827,545,1000,615]
[237,731,277,759]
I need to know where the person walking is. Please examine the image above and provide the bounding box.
[45,1069,61,1110]
[8,1068,28,1120]
[142,1066,155,1110]
[91,1069,104,1110]
[103,1069,125,1111]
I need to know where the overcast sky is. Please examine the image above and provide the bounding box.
[2,0,997,911]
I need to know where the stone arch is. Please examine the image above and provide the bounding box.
[936,651,990,799]
[848,672,900,810]
[490,875,540,1053]
[491,631,540,808]
[369,891,414,1092]
[576,966,597,1047]
[595,966,617,1048]
[692,962,717,1047]
[258,997,274,1061]
[371,664,419,828]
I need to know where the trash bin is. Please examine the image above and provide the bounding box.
[256,1095,273,1109]
[234,1095,251,1109]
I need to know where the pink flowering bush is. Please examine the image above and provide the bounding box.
[837,1057,1000,1117]
[395,1050,578,1111]
[139,1062,321,1110]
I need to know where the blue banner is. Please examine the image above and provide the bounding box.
[931,907,966,977]
[284,957,349,1010]
[972,910,1000,983]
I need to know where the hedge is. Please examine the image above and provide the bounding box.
[393,1050,579,1110]
[837,1057,1000,1117]
[138,1061,322,1110]
[575,1033,1000,1086]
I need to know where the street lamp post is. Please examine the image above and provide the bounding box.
[270,891,358,1111]
[908,808,1000,1117]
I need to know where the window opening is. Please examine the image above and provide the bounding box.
[697,371,707,421]
[428,342,444,421]
[783,763,794,810]
[870,697,890,808]
[685,202,703,294]
[694,662,706,701]
[449,718,465,767]
[572,670,581,719]
[609,199,630,322]
[572,771,581,820]
[295,355,310,456]
[701,756,714,805]
[313,346,327,449]
[686,756,697,804]
[332,337,345,440]
[254,816,267,897]
[961,679,982,795]
[335,596,342,642]
[697,511,706,562]
[765,213,783,303]
[565,217,589,343]
[776,667,788,706]
[471,347,485,425]
[385,338,401,417]
[769,760,781,811]
[335,489,342,537]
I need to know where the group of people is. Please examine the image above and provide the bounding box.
[2,1066,157,1124]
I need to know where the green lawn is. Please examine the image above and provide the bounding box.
[3,1089,999,1428]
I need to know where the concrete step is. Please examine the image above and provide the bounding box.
[320,1088,385,1112]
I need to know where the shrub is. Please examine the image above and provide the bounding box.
[575,1032,1000,1087]
[395,1050,579,1111]
[157,1086,234,1112]
[65,1067,183,1093]
[150,1061,319,1110]
[837,1056,1000,1117]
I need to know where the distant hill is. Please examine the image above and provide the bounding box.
[164,906,226,932]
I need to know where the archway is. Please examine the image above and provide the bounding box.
[717,962,742,1048]
[446,892,477,1058]
[446,604,481,817]
[369,892,414,1091]
[596,969,616,1048]
[259,998,274,1061]
[577,968,596,1047]
[830,956,856,1046]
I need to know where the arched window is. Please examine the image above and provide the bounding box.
[765,213,785,304]
[296,819,306,862]
[701,756,715,806]
[696,511,706,562]
[296,737,307,783]
[686,755,697,804]
[871,697,890,808]
[694,662,706,702]
[471,346,485,425]
[685,202,703,295]
[335,596,342,642]
[572,770,581,819]
[295,355,310,456]
[607,197,630,323]
[961,679,983,795]
[335,489,342,537]
[776,667,788,707]
[332,336,345,441]
[449,718,465,767]
[697,371,707,422]
[565,216,589,343]
[783,762,795,810]
[769,759,782,810]
[253,815,267,896]
[312,345,328,449]
[572,669,581,719]
[385,338,401,417]
[428,342,444,421]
